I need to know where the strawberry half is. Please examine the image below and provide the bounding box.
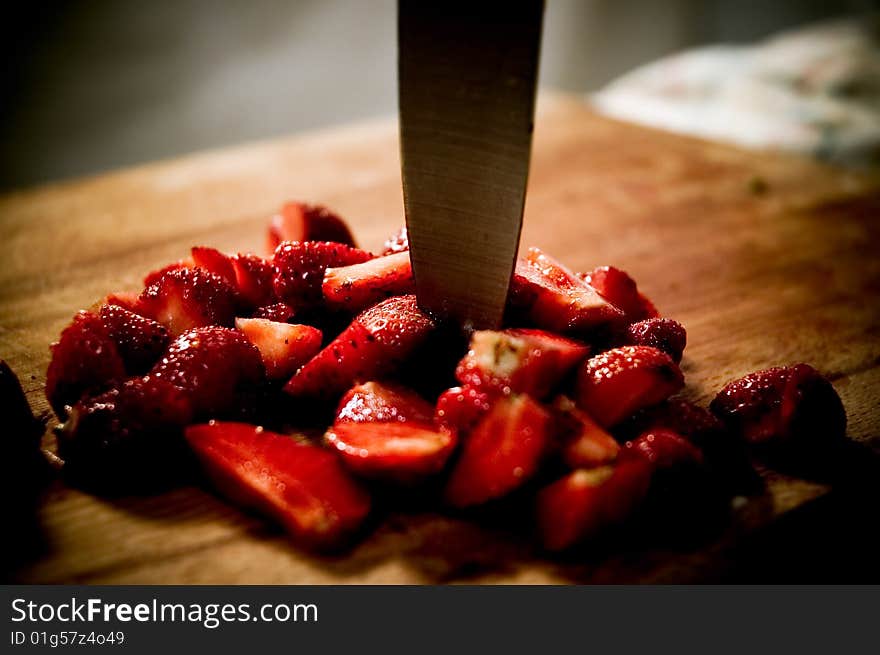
[576,346,684,427]
[455,328,588,399]
[101,291,142,314]
[582,266,658,321]
[334,381,434,425]
[434,385,494,434]
[322,251,414,313]
[444,394,553,508]
[621,428,703,470]
[231,253,275,309]
[46,311,126,417]
[235,318,322,381]
[99,303,170,374]
[510,249,625,334]
[150,326,264,417]
[709,364,846,451]
[143,260,190,287]
[272,241,373,308]
[139,267,238,337]
[284,295,435,399]
[185,421,371,549]
[551,396,620,469]
[536,459,653,551]
[191,246,238,287]
[251,302,296,323]
[381,226,408,255]
[266,202,357,254]
[325,421,457,482]
[626,318,686,363]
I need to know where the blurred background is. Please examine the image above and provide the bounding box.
[1,0,876,190]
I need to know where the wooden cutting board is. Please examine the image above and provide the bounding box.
[2,94,879,584]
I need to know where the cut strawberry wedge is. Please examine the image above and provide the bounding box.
[576,346,684,427]
[143,260,190,287]
[325,421,457,481]
[581,266,658,322]
[335,381,434,425]
[266,202,357,254]
[322,251,414,312]
[510,249,625,334]
[191,246,238,287]
[185,422,371,549]
[455,328,588,399]
[284,295,435,399]
[231,253,275,309]
[273,241,373,308]
[444,394,553,508]
[99,303,170,375]
[235,318,323,380]
[551,396,620,469]
[536,460,653,551]
[621,428,703,470]
[139,267,238,336]
[434,385,494,434]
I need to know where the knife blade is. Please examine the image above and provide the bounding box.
[398,0,544,329]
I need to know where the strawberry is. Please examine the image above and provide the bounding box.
[434,385,494,434]
[235,318,322,380]
[551,396,620,469]
[185,421,371,549]
[99,303,170,374]
[536,460,653,551]
[266,202,357,254]
[231,253,275,309]
[150,326,264,417]
[581,266,658,321]
[325,421,457,482]
[46,311,126,417]
[284,295,435,399]
[444,394,553,508]
[709,364,846,452]
[381,226,408,255]
[251,302,296,323]
[455,328,588,399]
[139,267,238,337]
[191,246,237,287]
[272,241,373,308]
[626,318,686,363]
[509,249,625,334]
[322,251,414,312]
[58,374,194,489]
[143,260,190,287]
[334,381,434,425]
[621,428,703,470]
[102,291,142,314]
[576,346,684,428]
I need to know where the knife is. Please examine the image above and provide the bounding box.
[398,0,544,329]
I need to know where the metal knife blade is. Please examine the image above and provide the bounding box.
[398,0,543,329]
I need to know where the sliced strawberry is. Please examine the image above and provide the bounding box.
[266,202,357,254]
[150,326,264,417]
[624,398,725,446]
[444,394,553,508]
[58,374,194,489]
[621,428,703,470]
[381,225,408,255]
[102,291,142,314]
[536,460,653,551]
[235,318,322,380]
[191,246,237,287]
[582,266,657,322]
[551,396,620,469]
[185,421,371,549]
[576,346,684,427]
[251,302,296,323]
[509,249,625,334]
[99,304,170,374]
[284,295,435,399]
[325,421,457,481]
[139,267,238,336]
[455,328,588,399]
[143,260,190,287]
[46,311,126,417]
[322,251,414,312]
[335,381,434,425]
[272,241,373,308]
[434,385,494,434]
[710,364,846,451]
[231,253,275,308]
[626,318,686,363]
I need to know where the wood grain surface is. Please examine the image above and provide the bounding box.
[2,94,878,583]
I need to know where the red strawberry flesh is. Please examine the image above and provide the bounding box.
[322,251,414,312]
[272,241,373,308]
[335,381,434,425]
[267,202,357,253]
[139,267,238,337]
[235,318,322,380]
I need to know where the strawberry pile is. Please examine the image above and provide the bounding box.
[44,201,847,552]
